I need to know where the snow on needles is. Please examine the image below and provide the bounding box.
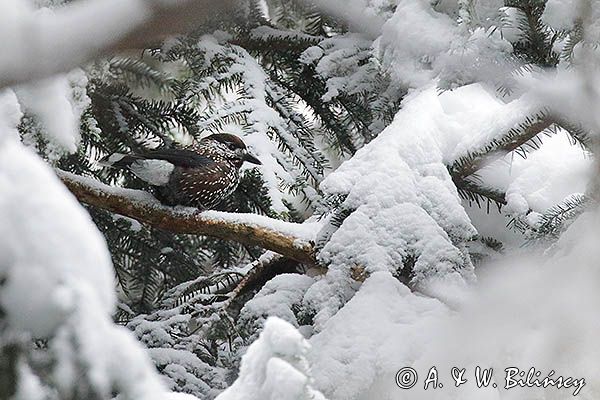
[308,83,544,323]
[317,87,472,300]
[378,0,458,88]
[201,210,321,242]
[16,73,81,156]
[238,274,316,340]
[195,34,321,212]
[542,0,582,31]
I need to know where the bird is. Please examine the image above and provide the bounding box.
[99,133,262,210]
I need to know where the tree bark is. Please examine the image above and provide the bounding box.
[57,170,317,265]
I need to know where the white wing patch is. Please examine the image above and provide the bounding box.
[98,153,125,167]
[130,160,175,186]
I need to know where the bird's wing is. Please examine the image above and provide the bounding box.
[140,148,215,168]
[99,148,218,187]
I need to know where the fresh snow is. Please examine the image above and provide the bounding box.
[379,0,458,87]
[481,132,591,213]
[309,272,448,400]
[0,136,171,398]
[542,0,582,31]
[0,140,115,336]
[214,317,327,400]
[238,274,316,339]
[316,85,515,305]
[200,210,321,242]
[16,74,80,156]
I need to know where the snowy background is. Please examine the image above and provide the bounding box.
[1,0,600,399]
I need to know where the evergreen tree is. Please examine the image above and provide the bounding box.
[40,1,404,396]
[4,0,600,399]
[47,1,597,397]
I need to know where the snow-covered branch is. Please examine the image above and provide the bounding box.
[0,0,235,89]
[57,171,317,265]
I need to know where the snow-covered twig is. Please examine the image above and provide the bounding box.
[57,170,317,265]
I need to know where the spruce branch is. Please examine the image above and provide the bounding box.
[553,117,593,149]
[450,112,555,180]
[527,193,590,241]
[57,170,317,265]
[449,114,591,189]
[454,178,507,212]
[167,271,244,308]
[230,26,324,55]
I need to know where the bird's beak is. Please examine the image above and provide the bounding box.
[243,152,262,165]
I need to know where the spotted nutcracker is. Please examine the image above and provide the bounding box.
[100,133,262,209]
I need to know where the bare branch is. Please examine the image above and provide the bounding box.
[57,170,317,265]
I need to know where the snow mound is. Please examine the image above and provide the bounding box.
[307,83,545,328]
[309,272,448,400]
[542,0,582,31]
[315,86,478,305]
[0,94,172,399]
[215,317,327,400]
[379,0,458,87]
[0,132,115,338]
[16,74,80,156]
[238,274,315,339]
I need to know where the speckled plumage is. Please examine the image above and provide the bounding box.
[100,134,261,209]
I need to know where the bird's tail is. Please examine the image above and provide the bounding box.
[98,153,141,169]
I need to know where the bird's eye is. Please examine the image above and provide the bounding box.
[228,144,237,150]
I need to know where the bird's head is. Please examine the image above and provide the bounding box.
[204,133,262,166]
